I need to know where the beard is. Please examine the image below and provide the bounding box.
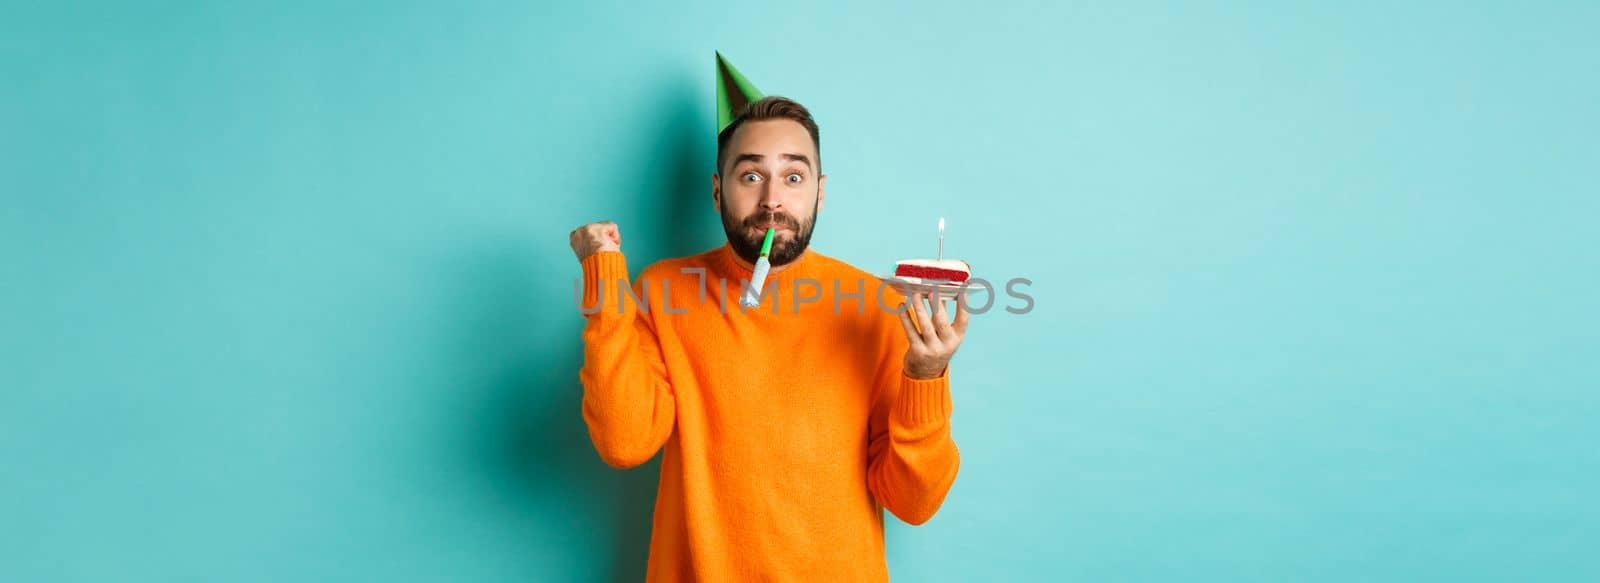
[721,204,818,267]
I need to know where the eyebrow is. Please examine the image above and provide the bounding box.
[731,153,813,171]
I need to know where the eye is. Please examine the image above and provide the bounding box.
[742,172,761,183]
[786,173,803,184]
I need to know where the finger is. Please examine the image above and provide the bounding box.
[953,293,971,335]
[909,292,937,344]
[899,292,924,337]
[928,291,955,342]
[896,303,925,345]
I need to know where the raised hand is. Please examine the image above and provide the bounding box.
[569,220,622,261]
[897,291,971,379]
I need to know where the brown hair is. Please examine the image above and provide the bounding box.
[716,96,821,176]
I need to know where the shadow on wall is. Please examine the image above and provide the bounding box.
[628,67,724,264]
[472,75,711,582]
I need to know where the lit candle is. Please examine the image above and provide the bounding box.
[937,216,945,261]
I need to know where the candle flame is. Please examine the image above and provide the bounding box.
[938,216,945,233]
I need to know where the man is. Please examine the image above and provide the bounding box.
[568,92,968,581]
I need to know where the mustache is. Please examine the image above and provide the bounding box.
[744,211,799,232]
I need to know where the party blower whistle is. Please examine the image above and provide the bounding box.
[739,228,776,308]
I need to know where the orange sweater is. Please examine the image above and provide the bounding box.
[577,242,961,582]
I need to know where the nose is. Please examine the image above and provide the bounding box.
[758,182,782,212]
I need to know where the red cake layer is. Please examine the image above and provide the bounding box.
[894,264,970,282]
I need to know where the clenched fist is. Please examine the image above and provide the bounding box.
[569,221,622,261]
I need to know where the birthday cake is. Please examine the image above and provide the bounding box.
[891,259,972,285]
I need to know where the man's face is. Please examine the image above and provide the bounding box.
[714,119,826,266]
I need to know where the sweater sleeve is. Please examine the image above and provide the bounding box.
[577,250,676,469]
[865,314,961,525]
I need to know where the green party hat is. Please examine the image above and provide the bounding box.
[716,51,764,133]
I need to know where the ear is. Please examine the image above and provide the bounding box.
[816,174,826,214]
[711,173,722,214]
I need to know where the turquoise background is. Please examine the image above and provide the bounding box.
[4,1,1597,581]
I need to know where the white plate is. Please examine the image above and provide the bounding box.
[874,274,984,297]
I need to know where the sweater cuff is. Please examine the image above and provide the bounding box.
[897,366,953,427]
[580,251,629,315]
